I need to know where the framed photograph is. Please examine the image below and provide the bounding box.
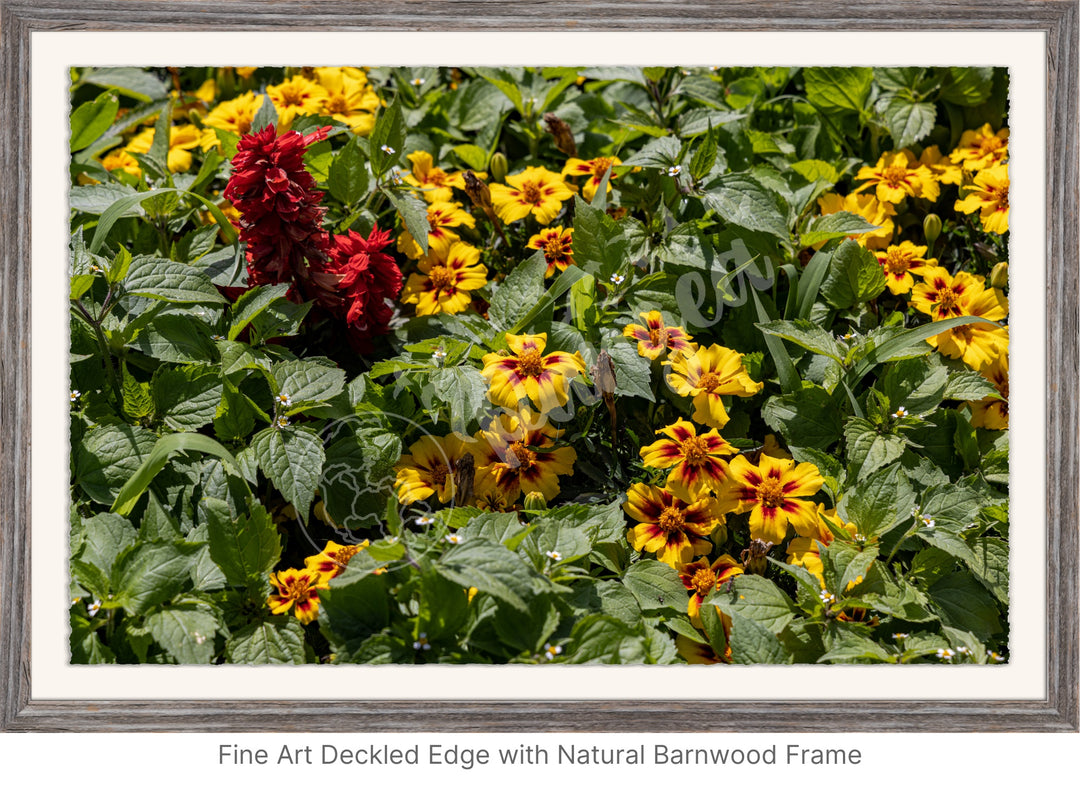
[1,1,1076,732]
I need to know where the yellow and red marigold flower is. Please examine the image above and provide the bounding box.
[910,266,985,320]
[395,433,472,505]
[926,286,1009,371]
[623,311,695,360]
[970,353,1009,430]
[786,504,857,583]
[401,241,488,315]
[397,201,476,259]
[313,67,380,135]
[678,554,744,627]
[527,226,575,278]
[875,241,935,296]
[950,123,1009,171]
[815,192,896,250]
[854,150,940,204]
[267,567,328,624]
[200,91,265,150]
[481,333,587,413]
[676,634,728,664]
[267,75,329,130]
[305,539,370,580]
[665,344,763,429]
[488,166,576,225]
[719,454,825,545]
[403,151,479,204]
[561,155,621,201]
[623,483,724,568]
[955,164,1009,234]
[124,124,202,174]
[473,414,576,504]
[917,145,963,186]
[640,418,736,498]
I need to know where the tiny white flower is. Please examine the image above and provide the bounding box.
[965,521,979,530]
[841,332,855,341]
[194,632,207,645]
[70,390,81,402]
[380,144,396,155]
[892,406,909,419]
[277,393,292,407]
[413,633,431,651]
[385,536,399,545]
[892,632,909,640]
[211,334,225,341]
[445,533,463,545]
[937,648,955,660]
[666,164,682,177]
[416,515,435,527]
[957,646,971,655]
[276,415,291,429]
[921,516,936,529]
[90,264,103,274]
[911,505,922,517]
[819,590,835,605]
[389,167,404,185]
[545,550,562,561]
[989,651,1005,663]
[854,533,866,543]
[708,66,720,72]
[544,643,563,660]
[432,348,447,363]
[681,69,692,76]
[410,77,426,87]
[609,273,626,286]
[87,599,101,618]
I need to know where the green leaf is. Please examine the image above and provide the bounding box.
[382,186,430,255]
[69,614,116,664]
[78,513,138,574]
[320,430,401,531]
[145,605,219,664]
[757,319,843,362]
[761,383,843,451]
[152,365,222,431]
[803,67,873,114]
[838,464,916,540]
[571,196,629,278]
[328,137,370,205]
[369,100,405,176]
[944,370,999,402]
[728,611,793,664]
[881,356,948,415]
[121,363,155,421]
[711,574,797,635]
[203,498,281,586]
[704,174,790,239]
[622,561,686,612]
[511,263,588,335]
[818,627,893,664]
[799,211,881,248]
[429,366,489,432]
[251,426,326,524]
[77,424,157,506]
[489,251,548,332]
[70,90,120,152]
[227,284,292,340]
[111,540,203,615]
[928,571,1002,640]
[941,67,994,107]
[566,615,648,664]
[111,432,241,516]
[271,359,347,406]
[751,288,801,395]
[70,183,142,216]
[620,135,681,168]
[227,618,307,664]
[89,187,177,254]
[879,96,936,149]
[474,67,525,114]
[82,67,168,101]
[689,121,718,181]
[844,418,907,481]
[129,313,218,365]
[435,542,536,612]
[319,572,392,656]
[968,537,1009,605]
[601,338,654,401]
[820,240,886,309]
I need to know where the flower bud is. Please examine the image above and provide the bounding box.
[543,112,577,157]
[923,213,942,246]
[592,349,617,397]
[523,492,548,512]
[489,152,508,183]
[740,538,774,576]
[990,261,1009,290]
[462,170,493,212]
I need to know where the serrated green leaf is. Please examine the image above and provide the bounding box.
[227,618,307,664]
[762,383,843,451]
[435,542,536,612]
[70,90,121,152]
[78,513,138,574]
[728,611,792,664]
[622,561,686,612]
[757,319,843,362]
[489,251,548,332]
[152,365,222,431]
[251,426,325,524]
[271,359,346,406]
[820,240,886,309]
[145,605,219,664]
[76,424,157,505]
[382,186,430,255]
[111,540,202,615]
[704,174,790,239]
[429,366,488,432]
[803,67,873,114]
[879,96,936,149]
[328,136,370,205]
[203,498,281,586]
[799,211,881,248]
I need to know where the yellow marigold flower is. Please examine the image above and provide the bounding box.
[481,333,586,413]
[910,266,986,320]
[678,554,743,627]
[926,286,1009,371]
[235,67,258,80]
[102,148,141,177]
[786,504,857,583]
[403,151,479,204]
[950,123,1009,171]
[313,67,380,135]
[875,241,935,296]
[561,155,621,201]
[623,483,724,568]
[762,434,792,460]
[125,124,202,173]
[397,201,475,260]
[401,241,487,315]
[473,414,576,504]
[395,433,472,505]
[526,226,575,278]
[200,91,265,150]
[267,567,328,625]
[489,166,576,225]
[815,192,896,250]
[917,145,963,186]
[194,78,216,104]
[305,539,370,580]
[665,344,763,429]
[623,311,695,360]
[955,164,1009,234]
[640,418,736,499]
[719,454,824,545]
[676,634,728,664]
[970,354,1009,430]
[266,75,328,130]
[854,150,940,204]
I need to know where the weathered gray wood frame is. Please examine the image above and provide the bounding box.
[1,0,1076,732]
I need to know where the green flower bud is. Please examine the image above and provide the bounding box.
[523,491,547,512]
[923,213,942,246]
[990,261,1009,290]
[489,152,509,183]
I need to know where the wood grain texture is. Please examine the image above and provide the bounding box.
[1,0,1076,733]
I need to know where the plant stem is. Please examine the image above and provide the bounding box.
[73,299,123,404]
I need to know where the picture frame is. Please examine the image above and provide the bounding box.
[1,0,1075,732]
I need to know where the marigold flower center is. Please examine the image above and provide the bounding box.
[881,165,910,188]
[756,477,786,509]
[691,567,717,596]
[591,157,613,178]
[981,136,1004,154]
[517,347,546,377]
[998,186,1009,209]
[884,248,913,275]
[543,236,568,260]
[429,462,450,488]
[936,287,962,313]
[680,435,711,465]
[507,441,536,470]
[658,505,686,533]
[520,181,543,205]
[428,264,456,292]
[648,326,670,348]
[280,573,316,600]
[696,371,722,392]
[325,95,348,114]
[278,85,311,107]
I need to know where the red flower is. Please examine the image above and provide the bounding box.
[224,124,331,291]
[321,226,403,345]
